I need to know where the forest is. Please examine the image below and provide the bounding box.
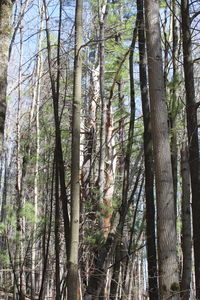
[0,0,199,299]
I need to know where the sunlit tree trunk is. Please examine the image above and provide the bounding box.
[0,0,15,146]
[170,0,179,219]
[81,65,99,205]
[67,0,82,298]
[103,95,116,238]
[14,24,26,300]
[30,6,43,296]
[144,0,180,298]
[181,0,200,298]
[98,0,108,236]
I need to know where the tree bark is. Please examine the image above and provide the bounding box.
[144,0,180,299]
[180,143,192,300]
[181,0,200,298]
[0,0,14,137]
[67,0,82,299]
[98,0,108,236]
[170,0,179,220]
[137,0,158,298]
[30,10,43,296]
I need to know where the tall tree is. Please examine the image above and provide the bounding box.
[144,0,180,299]
[137,0,158,298]
[67,0,82,298]
[180,143,192,300]
[44,0,70,259]
[0,0,15,148]
[98,0,108,236]
[170,0,179,219]
[181,0,200,298]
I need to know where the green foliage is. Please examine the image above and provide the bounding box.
[99,202,113,216]
[170,282,179,292]
[0,250,9,267]
[85,230,105,249]
[160,0,167,8]
[0,222,6,234]
[19,203,35,224]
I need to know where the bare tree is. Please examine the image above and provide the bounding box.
[144,0,180,298]
[180,143,192,300]
[67,0,83,299]
[181,0,200,297]
[137,0,158,298]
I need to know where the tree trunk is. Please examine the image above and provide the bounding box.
[31,10,43,296]
[170,0,179,220]
[137,0,158,298]
[144,0,180,299]
[180,143,192,300]
[67,0,82,298]
[0,0,14,142]
[98,0,108,236]
[15,25,26,299]
[81,65,98,205]
[44,0,70,258]
[181,0,200,298]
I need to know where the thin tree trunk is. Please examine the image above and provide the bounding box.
[31,8,43,296]
[38,156,55,300]
[137,0,158,298]
[55,157,61,300]
[98,0,108,236]
[144,0,180,299]
[67,0,82,298]
[43,0,70,258]
[103,89,116,238]
[15,24,26,300]
[170,0,179,220]
[180,143,192,300]
[181,0,200,298]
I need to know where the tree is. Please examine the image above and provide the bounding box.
[67,0,83,298]
[0,0,15,148]
[98,0,108,236]
[137,0,158,298]
[1,0,200,298]
[181,0,200,297]
[180,143,192,300]
[144,0,180,298]
[168,0,180,221]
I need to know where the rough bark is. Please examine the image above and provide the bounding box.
[144,0,180,299]
[170,0,179,219]
[103,90,116,238]
[98,0,108,236]
[137,0,158,298]
[31,12,43,297]
[0,0,14,139]
[180,143,192,300]
[81,66,99,204]
[67,0,82,299]
[181,0,200,298]
[15,25,26,299]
